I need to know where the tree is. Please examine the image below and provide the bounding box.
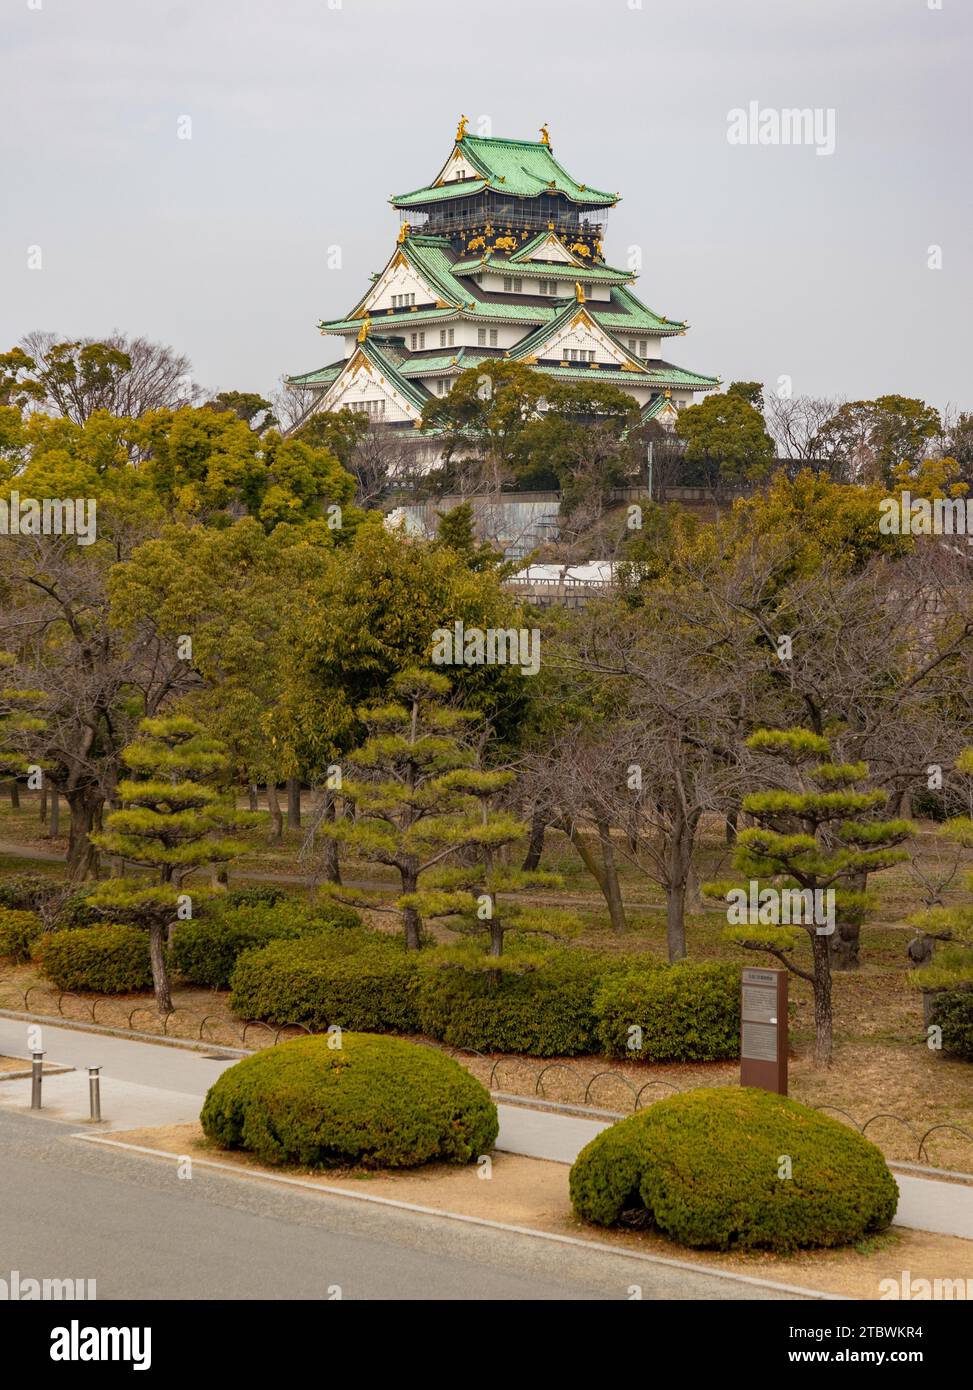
[434,502,505,573]
[203,391,277,432]
[763,393,843,466]
[317,669,522,949]
[88,717,257,1013]
[508,380,638,509]
[907,748,973,997]
[814,396,941,486]
[678,385,776,494]
[7,332,199,422]
[711,728,911,1065]
[420,361,549,493]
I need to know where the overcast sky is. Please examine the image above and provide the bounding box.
[2,0,969,409]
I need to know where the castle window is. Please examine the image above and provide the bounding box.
[477,328,486,346]
[489,329,498,347]
[391,293,415,309]
[503,276,523,292]
[439,329,455,347]
[359,399,385,417]
[538,280,559,296]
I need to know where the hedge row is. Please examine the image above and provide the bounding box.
[32,925,153,993]
[228,935,741,1060]
[170,898,362,989]
[0,908,44,964]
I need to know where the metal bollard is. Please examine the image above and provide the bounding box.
[88,1066,101,1122]
[30,1051,44,1110]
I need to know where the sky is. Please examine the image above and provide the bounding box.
[1,0,970,410]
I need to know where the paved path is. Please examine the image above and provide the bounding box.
[7,1109,790,1300]
[2,1017,971,1240]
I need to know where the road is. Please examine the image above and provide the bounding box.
[0,1109,797,1300]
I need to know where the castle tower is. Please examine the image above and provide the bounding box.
[289,121,717,453]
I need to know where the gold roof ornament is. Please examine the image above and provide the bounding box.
[357,314,371,344]
[664,387,672,399]
[575,281,585,304]
[539,123,551,146]
[456,114,469,142]
[397,221,410,244]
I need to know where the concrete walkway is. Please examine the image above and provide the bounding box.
[1,1017,971,1240]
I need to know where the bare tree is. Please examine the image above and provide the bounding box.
[18,331,199,422]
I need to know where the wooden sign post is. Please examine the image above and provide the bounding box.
[740,966,788,1095]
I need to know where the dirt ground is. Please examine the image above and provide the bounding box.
[101,1121,973,1301]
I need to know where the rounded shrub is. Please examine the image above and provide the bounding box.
[33,925,152,994]
[570,1087,898,1251]
[200,1032,498,1168]
[171,899,363,989]
[930,988,973,1061]
[415,948,608,1055]
[228,931,419,1032]
[0,908,44,963]
[594,961,740,1062]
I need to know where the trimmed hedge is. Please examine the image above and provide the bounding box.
[415,949,607,1056]
[594,961,740,1062]
[171,899,362,989]
[200,1032,498,1168]
[229,931,420,1033]
[930,989,973,1061]
[32,925,153,994]
[0,874,56,911]
[0,908,44,963]
[569,1087,898,1251]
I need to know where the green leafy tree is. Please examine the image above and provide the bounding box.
[420,361,549,492]
[709,728,911,1065]
[203,391,277,432]
[434,502,505,573]
[88,717,258,1012]
[679,384,776,493]
[814,396,941,486]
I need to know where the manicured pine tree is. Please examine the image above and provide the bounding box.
[0,653,46,796]
[907,747,973,1000]
[401,765,577,958]
[710,728,911,1066]
[88,716,258,1013]
[319,668,535,950]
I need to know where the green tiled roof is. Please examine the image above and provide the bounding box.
[392,135,617,209]
[286,358,345,388]
[398,348,491,377]
[451,255,631,284]
[359,340,431,412]
[597,285,685,335]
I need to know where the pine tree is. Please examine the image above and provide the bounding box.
[88,716,257,1013]
[0,653,46,790]
[401,766,577,957]
[319,669,532,949]
[709,728,911,1065]
[907,748,973,998]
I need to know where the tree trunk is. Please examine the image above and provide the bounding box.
[286,777,301,830]
[562,818,627,933]
[811,931,834,1066]
[65,789,101,882]
[319,787,341,884]
[830,869,865,971]
[725,808,738,844]
[8,780,19,809]
[521,807,547,871]
[248,784,258,812]
[49,789,60,839]
[149,921,173,1015]
[39,784,48,822]
[400,864,421,950]
[595,819,627,933]
[265,783,283,843]
[664,812,693,962]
